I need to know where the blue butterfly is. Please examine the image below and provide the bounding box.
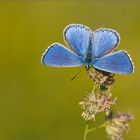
[41,24,134,74]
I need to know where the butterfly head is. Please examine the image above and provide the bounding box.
[85,65,91,71]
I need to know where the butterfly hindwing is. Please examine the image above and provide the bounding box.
[41,43,83,67]
[64,24,93,57]
[93,28,120,58]
[92,50,134,74]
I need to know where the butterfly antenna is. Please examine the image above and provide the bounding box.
[70,67,84,81]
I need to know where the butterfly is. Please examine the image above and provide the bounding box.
[41,24,134,74]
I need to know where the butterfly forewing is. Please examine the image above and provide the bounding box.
[93,28,120,58]
[64,24,93,58]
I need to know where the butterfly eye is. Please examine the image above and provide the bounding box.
[85,65,91,71]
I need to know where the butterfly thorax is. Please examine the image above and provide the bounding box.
[84,35,93,64]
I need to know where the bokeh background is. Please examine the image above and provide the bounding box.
[0,1,139,140]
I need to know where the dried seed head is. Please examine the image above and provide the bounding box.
[79,91,117,121]
[88,69,115,88]
[105,112,133,140]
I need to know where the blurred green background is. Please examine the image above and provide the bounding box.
[0,1,139,140]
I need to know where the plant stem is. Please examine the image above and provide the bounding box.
[88,121,109,133]
[83,123,89,140]
[83,121,109,140]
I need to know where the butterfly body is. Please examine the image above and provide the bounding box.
[41,24,134,74]
[84,36,93,63]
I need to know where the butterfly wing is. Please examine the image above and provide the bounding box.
[64,24,93,57]
[41,43,83,67]
[93,28,120,58]
[92,50,134,74]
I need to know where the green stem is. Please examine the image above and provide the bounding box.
[87,121,109,133]
[83,123,89,140]
[83,121,109,140]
